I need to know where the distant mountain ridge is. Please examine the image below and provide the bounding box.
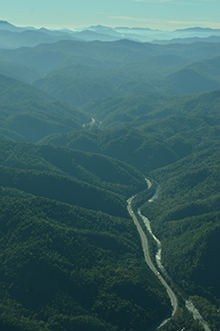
[0,20,17,30]
[174,26,220,33]
[1,20,220,48]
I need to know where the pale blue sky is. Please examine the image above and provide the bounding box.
[1,0,220,30]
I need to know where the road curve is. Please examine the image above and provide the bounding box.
[127,196,178,328]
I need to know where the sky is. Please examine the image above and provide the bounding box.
[1,0,220,31]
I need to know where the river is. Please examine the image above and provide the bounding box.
[128,180,211,331]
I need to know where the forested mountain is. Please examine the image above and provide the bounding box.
[0,60,41,84]
[41,89,220,172]
[0,196,170,331]
[33,64,155,107]
[0,139,171,330]
[0,136,174,330]
[139,147,220,330]
[1,21,220,46]
[40,127,178,171]
[0,28,78,49]
[79,89,220,127]
[157,56,220,95]
[0,36,220,102]
[0,24,219,330]
[0,74,88,141]
[0,140,145,210]
[0,38,220,75]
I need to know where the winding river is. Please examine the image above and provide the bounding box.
[128,180,211,331]
[127,196,178,329]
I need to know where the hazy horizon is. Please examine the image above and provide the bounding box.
[1,0,220,31]
[2,21,220,32]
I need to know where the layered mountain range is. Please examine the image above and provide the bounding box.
[1,20,220,48]
[0,20,219,330]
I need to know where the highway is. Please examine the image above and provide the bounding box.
[127,197,178,329]
[128,185,211,331]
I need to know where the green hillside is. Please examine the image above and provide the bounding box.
[0,140,148,216]
[33,64,120,107]
[160,68,219,95]
[40,127,178,171]
[0,60,41,83]
[38,85,220,329]
[0,140,145,195]
[80,88,220,127]
[138,147,220,329]
[155,56,220,95]
[40,89,220,173]
[0,196,170,331]
[33,64,155,107]
[0,139,171,328]
[0,74,88,141]
[0,34,219,330]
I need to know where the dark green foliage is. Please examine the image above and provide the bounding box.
[0,165,127,217]
[0,139,172,329]
[160,307,204,331]
[0,139,145,198]
[41,127,178,172]
[139,146,220,304]
[0,138,148,217]
[0,196,170,330]
[0,35,220,330]
[188,296,220,331]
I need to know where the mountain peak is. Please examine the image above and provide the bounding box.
[174,26,220,33]
[0,20,19,32]
[0,20,13,26]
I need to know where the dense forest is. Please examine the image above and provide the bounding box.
[0,21,219,330]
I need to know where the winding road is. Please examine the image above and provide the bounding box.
[127,196,178,329]
[128,181,211,331]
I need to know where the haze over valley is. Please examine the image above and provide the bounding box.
[0,18,219,331]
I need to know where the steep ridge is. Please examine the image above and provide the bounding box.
[0,139,172,330]
[0,140,145,197]
[33,64,155,107]
[0,74,88,141]
[0,195,170,331]
[0,32,219,330]
[0,59,41,83]
[0,140,148,217]
[138,147,220,329]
